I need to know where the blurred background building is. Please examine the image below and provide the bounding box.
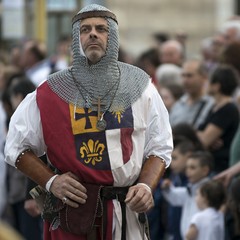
[0,0,239,59]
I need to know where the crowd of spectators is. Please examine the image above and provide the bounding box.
[137,16,240,240]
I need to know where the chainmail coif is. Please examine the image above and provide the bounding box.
[47,4,150,113]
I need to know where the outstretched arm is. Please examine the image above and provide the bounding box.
[214,161,240,188]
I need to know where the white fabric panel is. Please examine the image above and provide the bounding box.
[106,128,123,170]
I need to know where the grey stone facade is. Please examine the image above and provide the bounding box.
[107,0,235,59]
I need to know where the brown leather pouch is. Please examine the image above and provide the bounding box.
[59,183,103,235]
[40,183,103,235]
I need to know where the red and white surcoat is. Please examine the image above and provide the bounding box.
[5,80,173,240]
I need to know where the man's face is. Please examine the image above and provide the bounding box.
[223,27,238,46]
[181,61,205,96]
[161,45,182,66]
[80,17,108,64]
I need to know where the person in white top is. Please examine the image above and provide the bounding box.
[186,180,225,240]
[161,151,213,239]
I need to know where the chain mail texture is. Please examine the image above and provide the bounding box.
[47,4,150,112]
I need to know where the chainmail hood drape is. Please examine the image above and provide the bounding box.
[47,4,150,112]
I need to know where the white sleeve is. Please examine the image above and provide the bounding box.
[0,154,6,217]
[162,184,188,206]
[4,91,46,166]
[190,212,201,228]
[144,83,173,167]
[0,102,7,149]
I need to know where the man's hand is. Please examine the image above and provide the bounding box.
[24,199,41,217]
[213,162,240,188]
[161,178,172,190]
[50,172,87,208]
[125,184,154,213]
[214,171,231,188]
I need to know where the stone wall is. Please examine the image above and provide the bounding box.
[107,0,235,60]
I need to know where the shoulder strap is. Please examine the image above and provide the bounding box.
[192,100,206,126]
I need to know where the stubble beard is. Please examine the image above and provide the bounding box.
[86,48,104,65]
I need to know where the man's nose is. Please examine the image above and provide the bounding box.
[90,28,97,38]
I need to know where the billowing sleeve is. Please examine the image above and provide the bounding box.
[0,153,6,217]
[144,83,173,167]
[4,91,46,166]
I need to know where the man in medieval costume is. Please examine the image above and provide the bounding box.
[4,4,173,240]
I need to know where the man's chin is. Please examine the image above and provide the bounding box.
[87,52,102,64]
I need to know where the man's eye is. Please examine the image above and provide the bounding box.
[98,27,108,32]
[80,28,89,33]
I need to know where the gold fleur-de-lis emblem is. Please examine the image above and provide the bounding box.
[80,139,105,165]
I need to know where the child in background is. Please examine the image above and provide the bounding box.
[161,151,213,239]
[185,180,225,240]
[170,137,196,178]
[164,136,195,240]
